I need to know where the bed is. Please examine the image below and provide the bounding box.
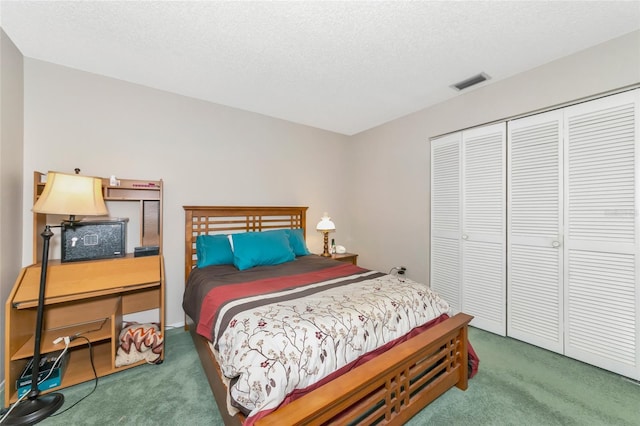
[183,206,476,425]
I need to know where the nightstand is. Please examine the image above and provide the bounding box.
[331,252,358,265]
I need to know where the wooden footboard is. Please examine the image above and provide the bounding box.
[189,313,473,426]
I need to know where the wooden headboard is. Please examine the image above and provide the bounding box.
[183,206,308,284]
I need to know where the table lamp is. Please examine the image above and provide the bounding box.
[316,212,335,257]
[5,171,108,424]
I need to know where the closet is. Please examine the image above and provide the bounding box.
[431,89,639,380]
[508,90,639,380]
[431,122,506,336]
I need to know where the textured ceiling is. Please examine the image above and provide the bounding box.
[1,1,639,135]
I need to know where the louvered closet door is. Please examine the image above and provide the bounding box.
[430,132,462,311]
[563,90,639,380]
[507,110,564,353]
[461,123,506,335]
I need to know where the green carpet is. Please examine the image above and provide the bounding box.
[4,326,639,425]
[408,328,640,426]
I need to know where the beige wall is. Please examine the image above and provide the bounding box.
[0,28,25,387]
[348,30,640,283]
[21,59,352,327]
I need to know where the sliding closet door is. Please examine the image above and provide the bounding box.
[563,90,639,379]
[461,123,506,335]
[431,132,462,311]
[507,111,564,353]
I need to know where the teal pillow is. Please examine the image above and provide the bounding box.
[263,228,311,256]
[232,231,295,271]
[196,234,234,268]
[262,229,310,256]
[285,228,310,256]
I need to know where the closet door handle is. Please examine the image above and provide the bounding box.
[461,234,469,240]
[552,241,560,248]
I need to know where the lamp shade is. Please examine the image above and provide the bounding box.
[32,171,108,216]
[316,212,336,232]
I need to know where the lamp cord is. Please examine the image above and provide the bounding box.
[51,336,98,416]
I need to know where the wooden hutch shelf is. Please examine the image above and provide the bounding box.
[32,171,163,263]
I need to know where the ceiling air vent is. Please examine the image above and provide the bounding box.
[451,72,491,91]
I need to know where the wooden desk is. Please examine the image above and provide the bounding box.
[4,255,165,407]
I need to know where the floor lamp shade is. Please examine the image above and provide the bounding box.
[33,171,108,217]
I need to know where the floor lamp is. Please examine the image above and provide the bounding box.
[316,212,335,257]
[4,171,108,425]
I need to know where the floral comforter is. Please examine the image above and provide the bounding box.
[183,255,451,424]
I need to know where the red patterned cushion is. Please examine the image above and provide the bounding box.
[115,322,163,367]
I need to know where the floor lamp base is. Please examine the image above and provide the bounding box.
[3,393,64,425]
